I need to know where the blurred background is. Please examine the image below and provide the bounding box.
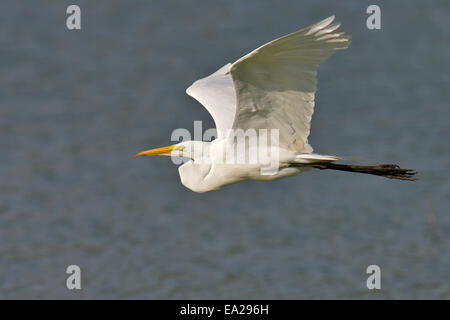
[0,0,449,299]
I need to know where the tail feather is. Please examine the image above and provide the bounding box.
[295,153,341,163]
[290,163,417,181]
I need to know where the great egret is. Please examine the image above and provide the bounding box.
[136,16,416,193]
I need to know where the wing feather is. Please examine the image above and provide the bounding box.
[185,63,235,139]
[185,16,350,150]
[230,16,351,151]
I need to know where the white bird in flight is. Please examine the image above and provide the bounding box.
[136,16,416,193]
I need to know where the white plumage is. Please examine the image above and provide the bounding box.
[135,16,416,192]
[186,15,350,151]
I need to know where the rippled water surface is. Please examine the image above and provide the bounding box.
[1,0,449,299]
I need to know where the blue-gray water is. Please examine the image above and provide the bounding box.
[1,0,449,299]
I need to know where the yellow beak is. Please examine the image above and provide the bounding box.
[134,145,177,156]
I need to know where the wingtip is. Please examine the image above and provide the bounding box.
[306,15,337,35]
[323,15,336,25]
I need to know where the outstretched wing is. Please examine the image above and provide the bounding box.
[230,16,350,152]
[186,63,236,139]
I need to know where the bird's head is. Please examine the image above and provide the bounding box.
[134,140,208,161]
[136,141,216,192]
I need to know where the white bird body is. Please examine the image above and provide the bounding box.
[177,139,311,193]
[135,16,417,192]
